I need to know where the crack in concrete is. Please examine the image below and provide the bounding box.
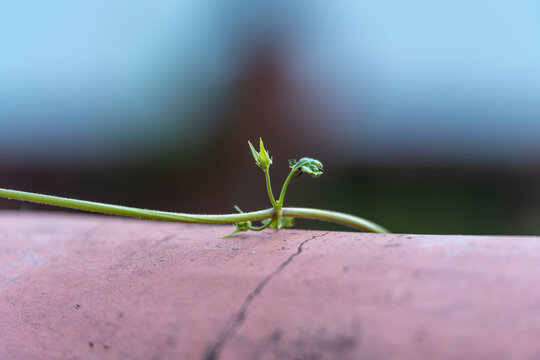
[204,232,330,360]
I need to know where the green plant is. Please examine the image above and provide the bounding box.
[0,139,389,236]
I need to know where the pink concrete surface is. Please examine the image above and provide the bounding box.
[2,212,540,359]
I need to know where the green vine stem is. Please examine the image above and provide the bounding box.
[281,207,389,233]
[0,188,387,233]
[264,169,277,209]
[0,139,390,236]
[276,167,298,219]
[0,188,274,224]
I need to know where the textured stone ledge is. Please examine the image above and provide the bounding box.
[1,211,539,359]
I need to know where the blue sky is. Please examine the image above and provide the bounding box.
[1,0,539,164]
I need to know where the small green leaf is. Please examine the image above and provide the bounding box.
[248,141,261,166]
[259,138,272,169]
[262,217,294,229]
[276,217,295,229]
[289,157,324,178]
[235,221,252,231]
[223,220,252,238]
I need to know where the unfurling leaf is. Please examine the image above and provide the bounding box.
[248,138,273,171]
[235,221,252,232]
[289,157,324,178]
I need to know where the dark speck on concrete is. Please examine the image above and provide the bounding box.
[270,329,283,342]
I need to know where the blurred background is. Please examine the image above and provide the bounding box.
[1,1,540,235]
